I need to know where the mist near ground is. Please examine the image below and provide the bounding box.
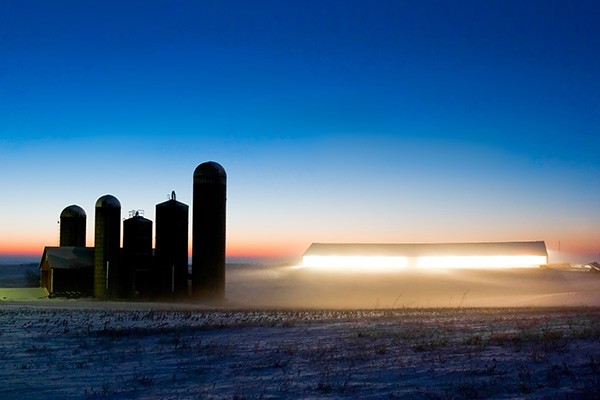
[225,264,600,309]
[1,262,600,308]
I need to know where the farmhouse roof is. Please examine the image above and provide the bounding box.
[39,246,94,271]
[303,241,548,257]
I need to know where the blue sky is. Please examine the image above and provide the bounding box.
[1,0,599,262]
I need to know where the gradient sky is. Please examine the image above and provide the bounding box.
[1,0,599,263]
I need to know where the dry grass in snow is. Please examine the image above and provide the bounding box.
[1,306,600,399]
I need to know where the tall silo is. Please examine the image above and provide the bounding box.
[59,205,86,247]
[94,194,121,299]
[123,211,153,298]
[155,191,189,298]
[192,161,226,299]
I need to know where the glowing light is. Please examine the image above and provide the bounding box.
[303,255,408,271]
[302,254,547,271]
[417,255,547,269]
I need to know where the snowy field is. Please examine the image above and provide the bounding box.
[1,305,600,399]
[2,264,600,399]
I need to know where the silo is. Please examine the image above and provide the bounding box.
[94,194,121,299]
[123,211,153,298]
[59,205,86,247]
[155,191,189,298]
[192,161,226,299]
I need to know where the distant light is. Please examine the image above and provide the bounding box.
[417,255,547,269]
[303,255,408,271]
[302,254,547,271]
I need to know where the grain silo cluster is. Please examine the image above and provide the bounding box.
[39,161,226,301]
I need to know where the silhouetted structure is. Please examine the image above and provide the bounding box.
[94,195,121,299]
[192,161,227,299]
[39,246,94,295]
[42,161,229,301]
[59,205,86,247]
[123,211,153,298]
[155,191,189,297]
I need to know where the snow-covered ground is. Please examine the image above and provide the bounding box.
[2,264,600,399]
[1,305,600,399]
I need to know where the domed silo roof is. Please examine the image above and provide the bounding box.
[194,161,226,183]
[59,204,87,247]
[95,194,121,208]
[60,205,86,219]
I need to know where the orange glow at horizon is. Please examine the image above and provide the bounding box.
[224,242,305,259]
[2,231,598,264]
[0,239,49,256]
[3,241,303,260]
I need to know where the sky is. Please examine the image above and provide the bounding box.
[1,0,599,264]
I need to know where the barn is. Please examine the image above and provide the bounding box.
[39,246,94,296]
[303,241,548,270]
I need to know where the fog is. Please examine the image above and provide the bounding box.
[2,262,600,309]
[225,264,600,309]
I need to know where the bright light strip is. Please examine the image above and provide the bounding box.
[417,255,547,269]
[303,255,408,271]
[302,255,547,271]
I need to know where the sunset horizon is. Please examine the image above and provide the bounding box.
[1,1,599,265]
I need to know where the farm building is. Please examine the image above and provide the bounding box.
[303,241,549,270]
[39,246,94,296]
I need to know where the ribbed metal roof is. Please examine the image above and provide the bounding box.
[304,241,548,257]
[95,194,121,208]
[60,205,86,218]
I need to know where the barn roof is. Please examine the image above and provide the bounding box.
[303,241,548,257]
[39,247,94,270]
